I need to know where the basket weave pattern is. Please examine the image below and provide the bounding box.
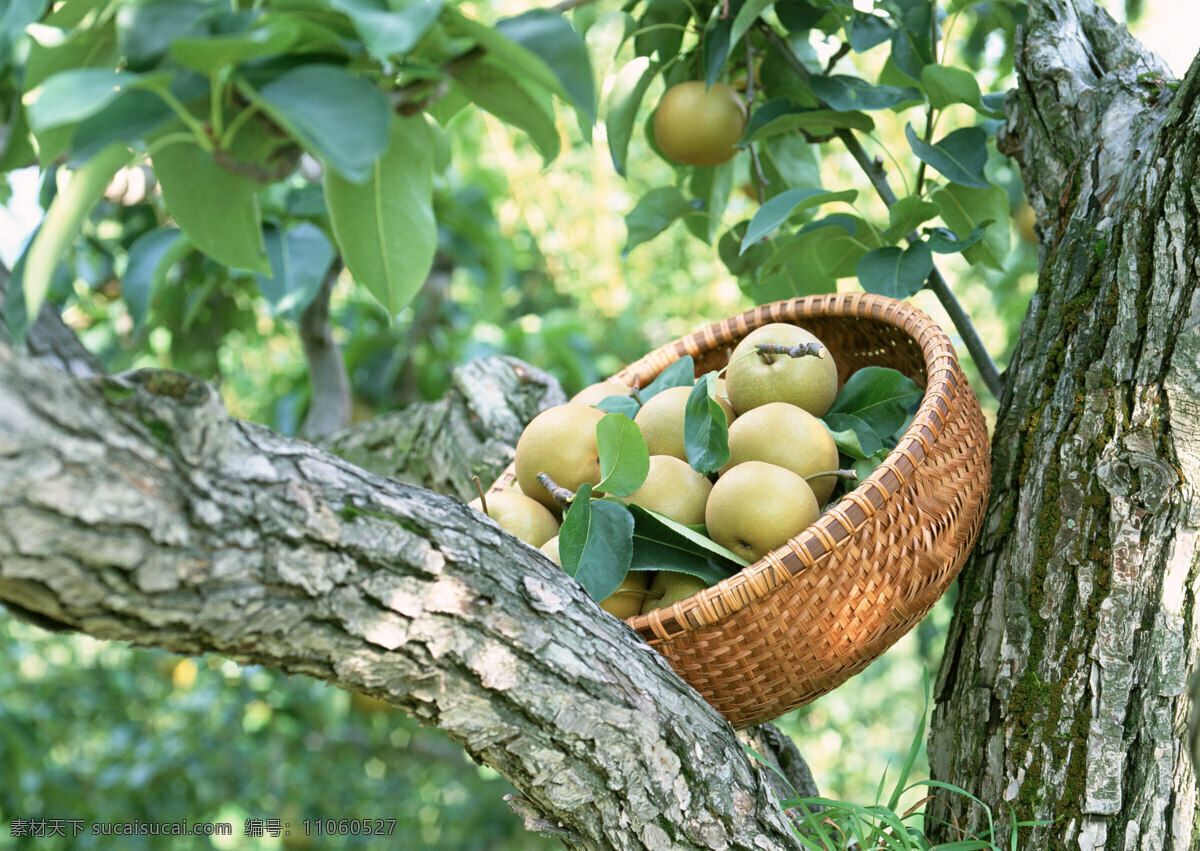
[495,293,990,729]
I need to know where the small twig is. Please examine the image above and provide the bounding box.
[744,39,769,204]
[472,476,489,516]
[757,24,1004,400]
[804,469,857,483]
[536,473,576,511]
[824,41,851,74]
[755,342,827,364]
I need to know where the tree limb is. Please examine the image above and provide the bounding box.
[299,260,351,440]
[0,261,105,378]
[0,345,803,849]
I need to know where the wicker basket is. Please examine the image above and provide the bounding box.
[492,293,991,729]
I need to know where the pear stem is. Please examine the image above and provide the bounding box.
[536,472,576,511]
[804,468,858,483]
[755,342,827,365]
[471,475,489,515]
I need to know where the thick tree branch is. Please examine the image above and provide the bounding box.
[0,345,803,850]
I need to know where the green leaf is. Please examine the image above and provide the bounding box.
[596,394,641,420]
[684,161,734,244]
[497,9,596,127]
[856,242,933,299]
[116,0,214,70]
[775,0,826,32]
[633,0,689,60]
[758,132,821,198]
[729,0,774,47]
[329,0,444,63]
[122,226,191,330]
[0,0,50,74]
[743,99,875,143]
[605,57,659,176]
[641,355,695,401]
[22,143,134,321]
[596,413,650,497]
[25,70,146,134]
[823,412,884,460]
[625,504,749,576]
[924,223,987,254]
[740,188,857,253]
[848,13,891,52]
[745,250,837,302]
[68,88,176,164]
[252,64,390,183]
[560,484,635,602]
[702,7,733,89]
[169,17,309,73]
[920,64,982,109]
[883,195,942,242]
[324,114,436,317]
[931,183,1011,270]
[154,139,268,273]
[453,60,560,165]
[623,187,697,257]
[905,123,990,189]
[444,6,565,97]
[684,373,730,475]
[23,16,120,161]
[827,366,923,437]
[889,0,936,80]
[809,74,920,111]
[256,222,336,319]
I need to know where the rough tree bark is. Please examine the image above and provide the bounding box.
[0,344,824,849]
[930,1,1200,847]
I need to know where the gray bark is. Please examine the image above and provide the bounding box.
[0,345,810,850]
[929,1,1200,847]
[298,261,352,440]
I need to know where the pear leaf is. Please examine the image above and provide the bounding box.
[559,484,634,602]
[684,372,730,475]
[596,412,650,497]
[641,355,695,401]
[827,367,923,437]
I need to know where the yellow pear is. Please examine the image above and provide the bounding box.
[705,461,820,562]
[570,378,632,408]
[625,455,713,526]
[721,402,840,504]
[600,572,651,618]
[635,385,735,461]
[640,572,711,614]
[725,323,838,417]
[514,404,605,512]
[468,492,559,548]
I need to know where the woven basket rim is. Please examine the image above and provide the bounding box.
[616,293,966,643]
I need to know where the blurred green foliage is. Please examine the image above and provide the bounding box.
[0,619,546,850]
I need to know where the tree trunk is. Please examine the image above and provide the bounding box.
[929,1,1200,847]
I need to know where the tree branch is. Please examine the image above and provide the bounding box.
[299,260,351,440]
[0,261,105,378]
[0,346,804,849]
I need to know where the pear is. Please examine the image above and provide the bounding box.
[705,461,820,562]
[468,492,559,548]
[625,455,713,526]
[714,378,736,426]
[570,378,632,408]
[721,402,840,504]
[600,572,651,618]
[641,572,711,614]
[725,323,838,417]
[514,404,605,512]
[540,535,561,565]
[635,385,736,461]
